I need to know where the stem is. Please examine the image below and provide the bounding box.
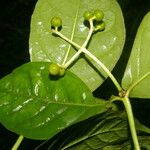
[123,97,140,150]
[52,17,140,150]
[82,19,94,48]
[53,19,94,67]
[52,30,81,49]
[52,22,122,92]
[63,48,83,68]
[82,48,122,92]
[52,30,83,67]
[64,46,122,91]
[11,135,24,150]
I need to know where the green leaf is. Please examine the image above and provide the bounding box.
[46,112,150,150]
[63,112,129,150]
[0,62,108,140]
[65,136,150,150]
[135,118,150,134]
[29,0,125,91]
[122,12,150,98]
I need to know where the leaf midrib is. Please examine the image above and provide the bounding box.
[63,0,81,63]
[0,91,105,107]
[127,71,150,95]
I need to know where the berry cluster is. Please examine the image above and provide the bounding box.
[49,63,65,77]
[50,16,62,29]
[50,9,105,32]
[49,9,105,77]
[83,9,105,31]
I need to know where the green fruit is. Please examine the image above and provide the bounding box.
[83,11,93,21]
[95,22,105,31]
[51,16,62,28]
[49,63,60,76]
[49,63,65,76]
[59,68,65,76]
[94,10,104,21]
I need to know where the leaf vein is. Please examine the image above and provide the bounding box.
[62,0,81,64]
[127,71,150,95]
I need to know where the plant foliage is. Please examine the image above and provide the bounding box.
[29,0,125,91]
[0,0,150,149]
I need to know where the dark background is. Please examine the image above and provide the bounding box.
[0,0,150,149]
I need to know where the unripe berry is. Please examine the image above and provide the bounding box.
[83,11,93,21]
[95,22,105,31]
[49,63,65,77]
[94,10,104,21]
[59,68,65,76]
[49,63,60,76]
[51,16,62,28]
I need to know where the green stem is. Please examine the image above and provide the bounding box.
[123,97,140,150]
[56,19,94,68]
[82,19,94,48]
[63,48,83,68]
[64,45,122,91]
[52,30,83,68]
[63,19,94,69]
[82,48,122,92]
[11,135,24,150]
[52,30,81,49]
[52,22,122,92]
[52,17,140,150]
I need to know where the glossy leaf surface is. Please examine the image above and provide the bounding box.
[122,13,150,98]
[29,0,125,91]
[0,62,108,140]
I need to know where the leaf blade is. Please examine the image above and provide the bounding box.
[0,62,108,140]
[48,112,150,150]
[122,12,150,98]
[29,0,125,91]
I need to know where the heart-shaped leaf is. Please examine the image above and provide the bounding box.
[0,62,108,140]
[122,12,150,98]
[29,0,125,91]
